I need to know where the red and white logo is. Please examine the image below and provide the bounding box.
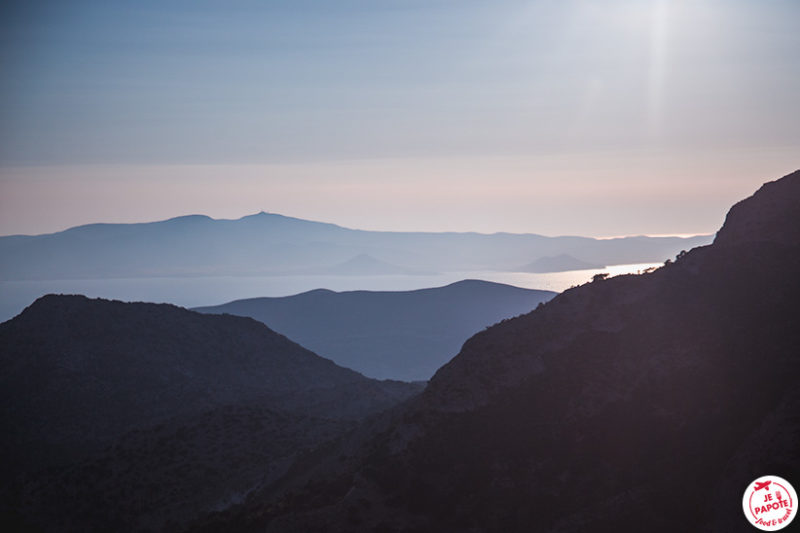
[743,475,796,531]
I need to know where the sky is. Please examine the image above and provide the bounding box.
[1,0,798,237]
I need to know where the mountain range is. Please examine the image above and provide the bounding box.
[0,296,422,531]
[0,212,710,280]
[195,280,556,381]
[1,169,796,533]
[190,170,800,532]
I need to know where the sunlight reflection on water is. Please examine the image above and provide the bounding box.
[0,262,662,322]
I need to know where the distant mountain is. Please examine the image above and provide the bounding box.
[195,280,556,380]
[516,253,604,272]
[193,171,800,533]
[0,295,422,531]
[0,211,711,280]
[301,253,431,276]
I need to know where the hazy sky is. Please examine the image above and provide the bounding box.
[1,0,798,236]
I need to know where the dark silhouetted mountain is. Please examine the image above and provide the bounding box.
[13,406,352,533]
[0,211,710,280]
[0,296,422,531]
[195,280,556,380]
[714,171,800,246]
[193,171,800,533]
[516,253,604,272]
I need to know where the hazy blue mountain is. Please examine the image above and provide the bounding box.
[516,253,604,272]
[299,253,432,276]
[195,280,556,380]
[0,211,711,280]
[0,295,422,531]
[193,171,800,533]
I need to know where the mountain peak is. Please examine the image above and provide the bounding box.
[517,253,604,273]
[18,293,115,321]
[161,214,214,225]
[714,169,800,246]
[322,254,426,276]
[244,210,273,218]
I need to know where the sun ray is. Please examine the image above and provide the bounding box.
[647,0,670,137]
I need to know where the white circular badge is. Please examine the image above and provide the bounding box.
[743,475,797,531]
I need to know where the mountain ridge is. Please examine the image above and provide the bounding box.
[0,294,422,475]
[0,293,425,531]
[192,169,800,532]
[195,280,555,380]
[0,211,712,280]
[1,211,712,240]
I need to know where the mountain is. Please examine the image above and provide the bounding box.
[0,296,423,531]
[195,170,800,533]
[195,280,556,380]
[0,211,710,280]
[516,253,604,272]
[302,254,431,276]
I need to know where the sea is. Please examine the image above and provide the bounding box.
[0,262,661,322]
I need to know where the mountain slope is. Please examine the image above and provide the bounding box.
[0,211,710,279]
[0,296,422,531]
[199,170,800,533]
[13,406,352,533]
[195,280,556,380]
